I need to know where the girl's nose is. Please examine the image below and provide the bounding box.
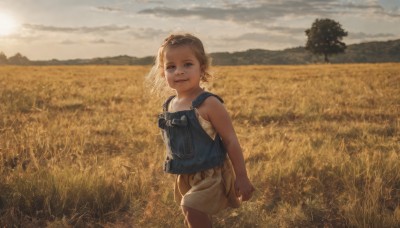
[175,66,184,75]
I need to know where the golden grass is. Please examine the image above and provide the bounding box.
[0,64,399,227]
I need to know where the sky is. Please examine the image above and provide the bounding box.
[0,0,399,60]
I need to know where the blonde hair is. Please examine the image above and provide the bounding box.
[146,33,212,95]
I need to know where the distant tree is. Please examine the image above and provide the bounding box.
[0,52,8,65]
[8,53,30,65]
[305,18,348,63]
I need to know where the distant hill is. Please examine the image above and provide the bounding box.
[210,39,400,65]
[30,55,155,66]
[1,39,399,66]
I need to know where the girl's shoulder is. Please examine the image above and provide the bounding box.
[162,95,176,112]
[196,93,226,122]
[192,92,224,108]
[201,95,224,107]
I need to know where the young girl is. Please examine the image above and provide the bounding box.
[148,33,254,227]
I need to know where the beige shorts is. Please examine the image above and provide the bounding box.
[174,157,241,215]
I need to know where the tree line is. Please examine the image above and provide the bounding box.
[0,52,30,65]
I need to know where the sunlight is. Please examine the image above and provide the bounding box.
[0,11,18,36]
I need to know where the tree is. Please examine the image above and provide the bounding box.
[8,53,30,65]
[0,52,7,65]
[305,18,348,63]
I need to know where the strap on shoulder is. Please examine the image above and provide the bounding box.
[191,92,224,109]
[162,95,176,111]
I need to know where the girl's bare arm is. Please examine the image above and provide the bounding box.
[198,96,255,200]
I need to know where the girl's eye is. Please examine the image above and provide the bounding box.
[166,65,175,70]
[184,63,193,67]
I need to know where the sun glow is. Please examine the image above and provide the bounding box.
[0,12,18,36]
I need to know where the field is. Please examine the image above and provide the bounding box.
[0,64,399,227]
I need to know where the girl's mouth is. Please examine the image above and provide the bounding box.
[175,79,188,83]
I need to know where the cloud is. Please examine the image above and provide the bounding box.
[137,1,335,22]
[94,6,123,12]
[137,0,400,25]
[128,27,166,39]
[348,32,397,39]
[341,2,400,18]
[211,31,305,51]
[21,24,167,40]
[225,32,302,43]
[90,39,121,44]
[60,40,78,45]
[16,23,166,44]
[132,0,163,3]
[250,24,307,35]
[0,28,41,43]
[59,39,122,45]
[23,24,131,34]
[138,5,283,23]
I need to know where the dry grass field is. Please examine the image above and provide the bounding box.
[0,64,399,227]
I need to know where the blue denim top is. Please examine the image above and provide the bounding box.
[158,92,226,174]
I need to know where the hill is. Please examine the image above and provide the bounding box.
[1,39,399,65]
[210,39,400,65]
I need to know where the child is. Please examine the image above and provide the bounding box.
[148,33,254,227]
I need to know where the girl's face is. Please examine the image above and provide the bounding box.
[163,45,203,94]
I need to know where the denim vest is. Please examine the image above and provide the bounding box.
[158,92,226,174]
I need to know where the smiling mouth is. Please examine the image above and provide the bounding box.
[175,79,188,83]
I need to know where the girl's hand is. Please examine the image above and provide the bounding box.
[235,175,255,201]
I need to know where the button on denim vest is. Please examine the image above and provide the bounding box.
[158,92,226,174]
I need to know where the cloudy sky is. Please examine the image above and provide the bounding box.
[0,0,399,60]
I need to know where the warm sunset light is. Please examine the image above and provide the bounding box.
[1,1,399,60]
[0,12,18,36]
